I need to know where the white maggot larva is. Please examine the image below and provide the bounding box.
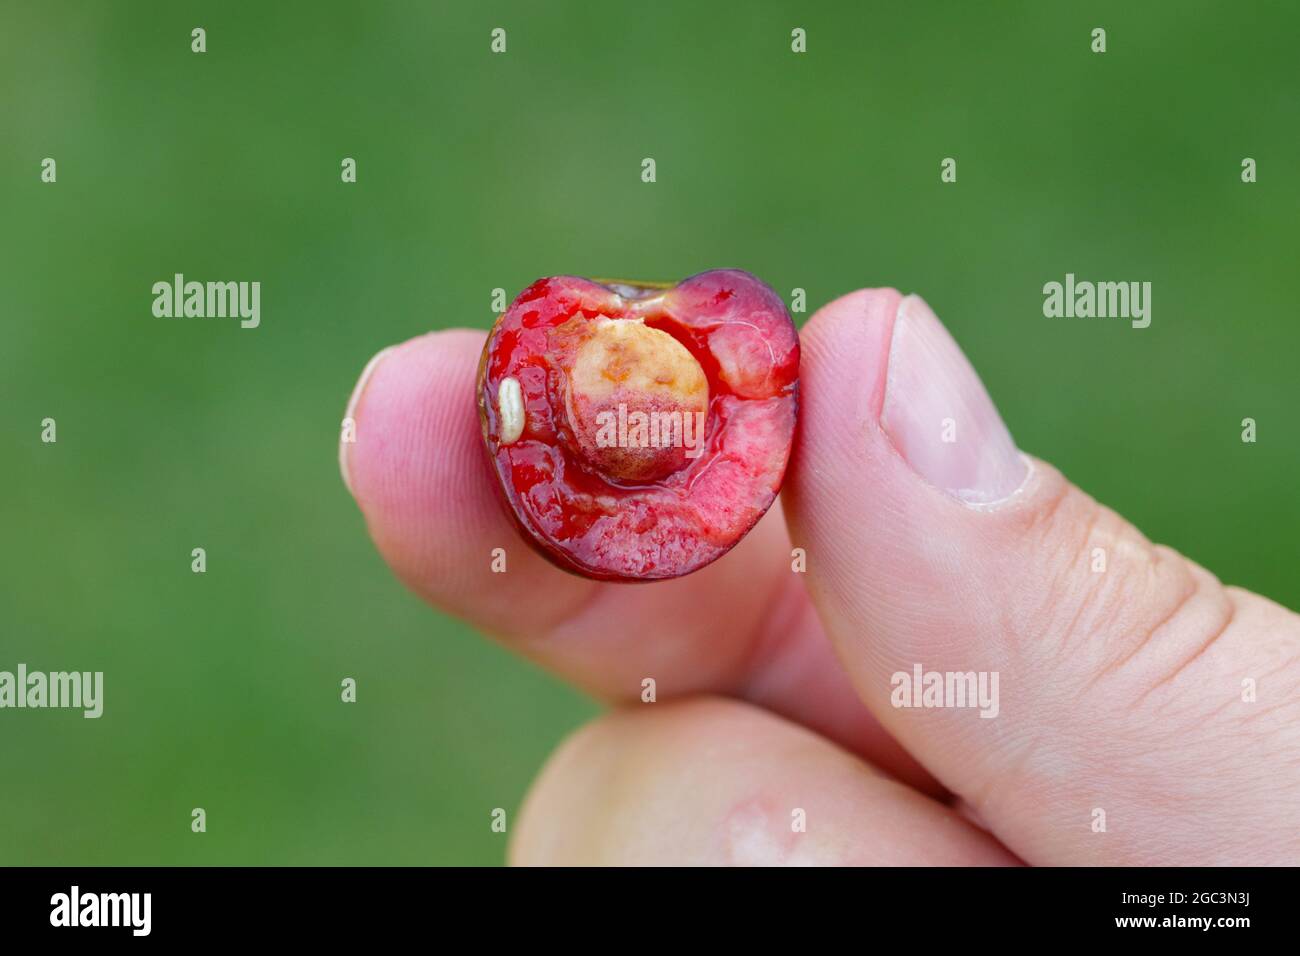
[497,376,525,444]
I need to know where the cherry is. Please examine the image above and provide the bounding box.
[477,270,799,581]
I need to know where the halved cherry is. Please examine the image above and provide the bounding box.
[477,269,799,581]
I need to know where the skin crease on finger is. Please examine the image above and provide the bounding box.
[509,698,1019,866]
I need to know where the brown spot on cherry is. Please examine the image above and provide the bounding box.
[477,270,799,581]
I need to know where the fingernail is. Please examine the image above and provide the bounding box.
[339,345,394,497]
[881,295,1027,506]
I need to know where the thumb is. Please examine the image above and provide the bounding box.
[785,289,1300,865]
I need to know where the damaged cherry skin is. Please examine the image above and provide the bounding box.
[477,270,799,581]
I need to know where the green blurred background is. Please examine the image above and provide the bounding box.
[2,1,1296,865]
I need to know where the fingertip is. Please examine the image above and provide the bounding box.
[798,287,903,425]
[339,328,505,587]
[339,343,398,497]
[784,286,904,556]
[342,327,487,511]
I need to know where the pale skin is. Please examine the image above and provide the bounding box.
[341,287,1300,866]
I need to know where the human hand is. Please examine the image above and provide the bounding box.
[340,288,1300,865]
